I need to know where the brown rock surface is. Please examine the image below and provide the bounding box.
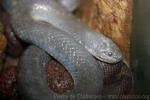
[47,60,74,94]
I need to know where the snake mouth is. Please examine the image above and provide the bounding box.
[94,54,122,64]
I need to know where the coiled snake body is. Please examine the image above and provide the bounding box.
[1,0,122,63]
[0,0,132,100]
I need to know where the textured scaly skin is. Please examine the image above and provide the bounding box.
[31,0,122,63]
[18,46,103,100]
[1,0,122,63]
[1,0,103,99]
[0,0,132,99]
[18,46,132,100]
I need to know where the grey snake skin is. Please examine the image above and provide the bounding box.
[0,0,133,99]
[18,46,133,100]
[1,0,122,63]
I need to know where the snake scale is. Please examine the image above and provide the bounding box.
[0,0,132,100]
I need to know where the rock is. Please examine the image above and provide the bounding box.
[0,66,18,100]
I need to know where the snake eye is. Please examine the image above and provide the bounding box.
[108,52,113,57]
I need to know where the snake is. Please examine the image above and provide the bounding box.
[0,0,129,99]
[18,45,133,100]
[1,0,122,63]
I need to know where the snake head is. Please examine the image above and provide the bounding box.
[84,31,122,63]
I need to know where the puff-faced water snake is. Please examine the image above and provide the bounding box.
[1,0,122,63]
[18,45,132,100]
[0,0,131,99]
